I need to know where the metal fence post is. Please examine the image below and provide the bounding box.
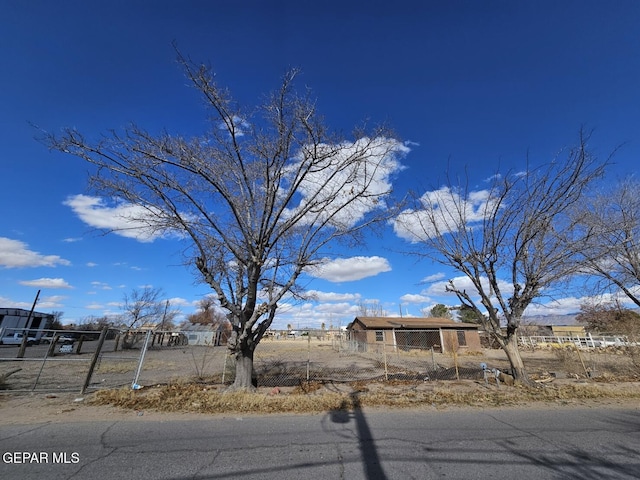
[32,344,52,391]
[431,346,436,370]
[306,332,310,381]
[453,347,460,381]
[131,330,152,389]
[383,341,388,381]
[81,327,108,394]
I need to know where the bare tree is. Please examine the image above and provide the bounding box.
[122,287,165,329]
[357,300,386,317]
[394,132,607,383]
[157,300,181,331]
[44,51,407,389]
[574,177,640,308]
[120,287,166,348]
[576,300,640,336]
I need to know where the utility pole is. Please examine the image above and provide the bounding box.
[18,290,40,358]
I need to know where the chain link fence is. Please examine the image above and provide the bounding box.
[2,329,639,394]
[0,328,192,393]
[249,332,497,387]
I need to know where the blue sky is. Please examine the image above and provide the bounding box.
[1,0,639,328]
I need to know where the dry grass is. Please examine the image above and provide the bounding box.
[86,342,640,414]
[89,378,640,414]
[0,368,22,390]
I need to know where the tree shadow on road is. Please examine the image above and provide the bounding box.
[329,391,388,480]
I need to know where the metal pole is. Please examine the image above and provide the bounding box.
[306,331,311,381]
[17,290,40,359]
[32,343,51,391]
[131,330,152,389]
[383,340,388,381]
[24,290,40,330]
[81,328,108,394]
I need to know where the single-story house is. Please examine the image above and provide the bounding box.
[346,316,481,353]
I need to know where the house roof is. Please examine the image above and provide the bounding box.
[181,323,224,332]
[348,316,479,330]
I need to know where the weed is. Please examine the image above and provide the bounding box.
[89,379,640,414]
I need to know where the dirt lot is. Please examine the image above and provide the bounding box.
[1,341,639,424]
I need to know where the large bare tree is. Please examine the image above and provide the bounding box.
[574,177,640,308]
[44,53,407,389]
[394,133,607,383]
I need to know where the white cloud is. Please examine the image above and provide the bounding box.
[0,295,31,309]
[306,290,362,302]
[218,115,250,137]
[423,275,514,298]
[308,256,391,282]
[19,277,73,289]
[275,301,360,328]
[420,273,445,283]
[524,298,584,317]
[283,137,408,229]
[521,291,638,317]
[399,293,431,304]
[393,186,498,243]
[63,194,172,243]
[35,295,67,309]
[85,303,105,310]
[167,297,192,307]
[0,237,70,269]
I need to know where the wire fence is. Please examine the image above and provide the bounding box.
[2,329,639,394]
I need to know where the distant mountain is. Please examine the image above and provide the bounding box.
[521,313,579,326]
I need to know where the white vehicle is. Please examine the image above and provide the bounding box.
[40,334,75,345]
[595,336,626,347]
[0,332,38,346]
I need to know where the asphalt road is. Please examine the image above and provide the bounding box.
[1,406,639,479]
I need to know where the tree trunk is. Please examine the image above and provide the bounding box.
[231,347,257,391]
[502,333,531,385]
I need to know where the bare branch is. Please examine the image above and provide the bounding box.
[394,130,609,382]
[43,56,408,390]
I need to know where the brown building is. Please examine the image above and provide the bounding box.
[346,316,482,353]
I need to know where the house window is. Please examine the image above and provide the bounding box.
[457,330,467,346]
[375,331,383,342]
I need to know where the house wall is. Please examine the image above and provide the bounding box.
[185,331,217,346]
[348,324,368,344]
[552,325,585,337]
[348,323,482,354]
[466,329,482,351]
[441,329,482,353]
